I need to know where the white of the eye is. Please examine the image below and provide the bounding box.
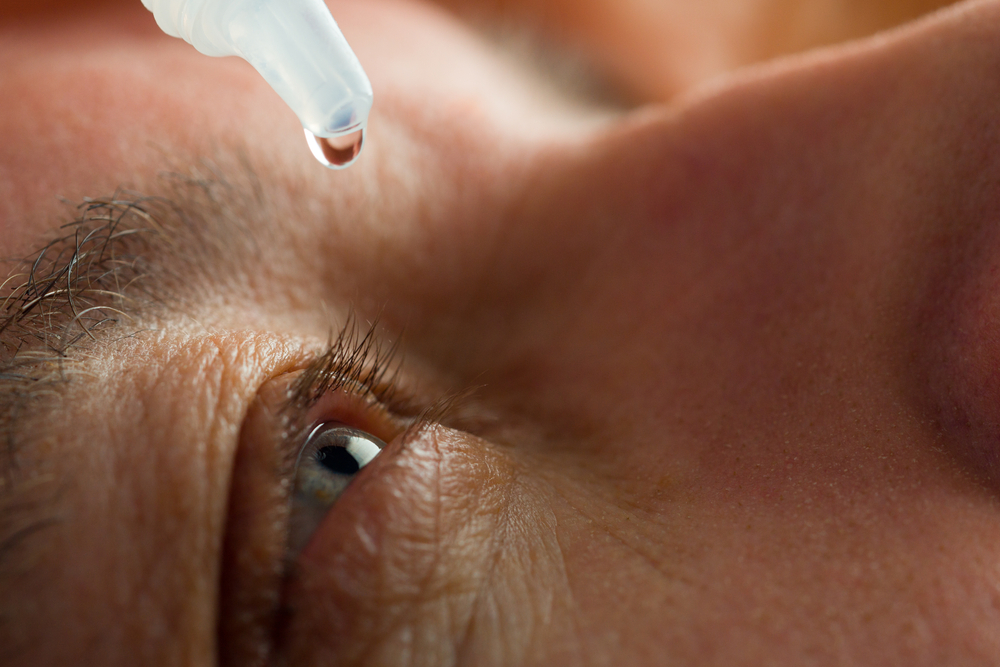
[344,434,382,468]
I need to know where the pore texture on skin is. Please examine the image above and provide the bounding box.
[3,0,1000,666]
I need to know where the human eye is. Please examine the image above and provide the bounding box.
[216,319,423,660]
[286,422,387,558]
[267,317,418,556]
[221,320,525,665]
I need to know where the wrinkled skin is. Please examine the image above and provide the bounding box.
[6,0,1000,665]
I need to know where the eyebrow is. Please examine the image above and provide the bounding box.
[0,158,268,556]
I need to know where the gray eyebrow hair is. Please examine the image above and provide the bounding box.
[0,157,268,561]
[1,197,166,358]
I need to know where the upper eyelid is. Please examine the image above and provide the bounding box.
[272,326,431,465]
[283,315,403,417]
[275,315,483,448]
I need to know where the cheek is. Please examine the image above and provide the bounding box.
[277,426,567,665]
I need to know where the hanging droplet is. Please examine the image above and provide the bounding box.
[305,128,365,169]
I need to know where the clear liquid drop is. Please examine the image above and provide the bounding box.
[305,128,365,169]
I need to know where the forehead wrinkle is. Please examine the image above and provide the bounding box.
[0,156,271,576]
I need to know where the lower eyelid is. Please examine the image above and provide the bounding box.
[274,424,526,665]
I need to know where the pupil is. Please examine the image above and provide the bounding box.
[316,445,360,475]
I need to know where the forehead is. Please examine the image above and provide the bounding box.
[0,5,299,255]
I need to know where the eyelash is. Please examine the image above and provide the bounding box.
[271,316,410,533]
[284,314,403,418]
[280,314,468,466]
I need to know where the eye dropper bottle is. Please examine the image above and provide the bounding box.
[142,0,374,169]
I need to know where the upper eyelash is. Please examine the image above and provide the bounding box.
[281,313,481,450]
[283,312,403,418]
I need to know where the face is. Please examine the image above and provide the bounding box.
[3,0,1000,664]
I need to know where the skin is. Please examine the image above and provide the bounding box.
[2,0,1000,664]
[435,0,957,99]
